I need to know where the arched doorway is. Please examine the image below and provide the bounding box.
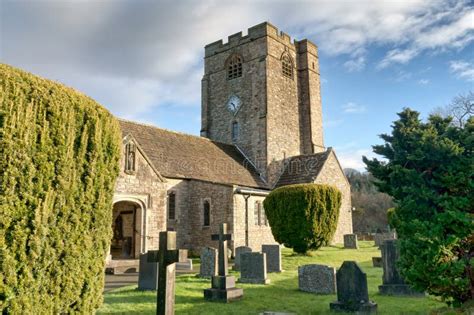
[110,200,143,259]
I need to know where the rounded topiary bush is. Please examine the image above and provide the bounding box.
[0,64,122,313]
[263,184,341,254]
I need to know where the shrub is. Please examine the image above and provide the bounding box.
[263,184,341,254]
[363,108,474,306]
[0,64,122,313]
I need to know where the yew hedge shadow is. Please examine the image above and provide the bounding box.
[0,64,121,313]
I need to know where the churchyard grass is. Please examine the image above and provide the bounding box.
[98,241,445,314]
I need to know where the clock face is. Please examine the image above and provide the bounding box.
[226,95,242,115]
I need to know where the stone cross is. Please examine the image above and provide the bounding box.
[147,231,179,315]
[211,223,232,276]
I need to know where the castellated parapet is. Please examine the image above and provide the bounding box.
[205,22,318,58]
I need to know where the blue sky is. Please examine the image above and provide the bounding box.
[1,0,473,170]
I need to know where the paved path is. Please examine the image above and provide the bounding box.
[104,267,200,293]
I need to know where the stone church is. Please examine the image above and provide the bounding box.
[107,22,352,264]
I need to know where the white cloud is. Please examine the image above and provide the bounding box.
[344,56,366,72]
[1,0,473,120]
[325,119,344,128]
[449,60,474,81]
[417,79,430,85]
[334,147,377,171]
[342,102,366,113]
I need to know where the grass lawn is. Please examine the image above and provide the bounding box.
[98,241,446,314]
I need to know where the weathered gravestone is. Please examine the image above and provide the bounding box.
[204,223,243,302]
[372,257,382,268]
[374,231,397,247]
[147,231,179,315]
[233,246,252,271]
[199,247,218,278]
[379,240,424,296]
[343,234,358,249]
[176,249,193,271]
[262,244,282,273]
[298,264,336,294]
[138,252,159,290]
[239,252,270,284]
[329,261,377,313]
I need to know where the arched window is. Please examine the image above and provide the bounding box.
[281,54,293,79]
[167,192,176,220]
[227,55,243,80]
[203,200,211,226]
[125,142,136,173]
[231,121,239,142]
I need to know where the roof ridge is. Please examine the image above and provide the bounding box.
[117,118,236,148]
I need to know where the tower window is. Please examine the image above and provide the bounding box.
[227,55,243,80]
[203,200,211,226]
[232,121,239,141]
[167,192,176,220]
[282,54,293,79]
[125,142,136,173]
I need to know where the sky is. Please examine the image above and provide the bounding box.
[1,0,473,171]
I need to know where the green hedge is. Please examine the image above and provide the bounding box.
[0,64,121,313]
[263,184,341,253]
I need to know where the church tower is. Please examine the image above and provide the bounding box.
[201,22,324,186]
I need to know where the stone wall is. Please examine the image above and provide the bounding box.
[114,139,167,254]
[314,150,353,244]
[232,192,278,252]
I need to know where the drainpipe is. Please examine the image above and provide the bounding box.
[243,194,251,247]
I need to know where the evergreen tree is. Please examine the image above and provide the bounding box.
[363,108,473,306]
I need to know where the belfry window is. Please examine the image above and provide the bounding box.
[232,121,239,142]
[125,142,136,173]
[282,54,293,79]
[203,200,211,226]
[227,55,243,80]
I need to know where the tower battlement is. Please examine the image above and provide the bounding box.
[205,22,317,57]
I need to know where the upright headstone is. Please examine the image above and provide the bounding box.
[343,234,358,249]
[176,249,193,271]
[204,223,244,302]
[138,252,159,290]
[298,264,336,294]
[239,252,270,284]
[233,246,252,271]
[262,244,282,273]
[199,247,218,278]
[374,232,384,247]
[329,261,377,313]
[147,231,180,315]
[379,240,424,296]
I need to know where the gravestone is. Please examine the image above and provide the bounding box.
[372,257,382,268]
[343,234,358,249]
[239,252,270,284]
[374,232,384,247]
[233,246,252,271]
[147,231,180,315]
[379,240,424,296]
[199,247,218,278]
[262,244,282,273]
[176,249,193,271]
[204,223,243,302]
[374,231,397,247]
[138,252,159,290]
[329,261,377,313]
[298,264,336,294]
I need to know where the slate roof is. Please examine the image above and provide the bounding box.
[274,150,331,188]
[119,119,267,189]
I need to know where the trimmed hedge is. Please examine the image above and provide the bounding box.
[0,64,122,313]
[263,184,341,254]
